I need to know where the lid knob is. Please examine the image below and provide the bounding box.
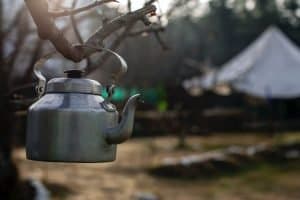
[64,69,84,78]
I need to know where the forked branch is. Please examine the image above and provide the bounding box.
[24,0,156,62]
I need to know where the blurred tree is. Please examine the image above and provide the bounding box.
[0,0,181,198]
[0,1,34,198]
[198,0,300,66]
[118,0,300,87]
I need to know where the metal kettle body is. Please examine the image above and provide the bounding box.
[27,92,118,162]
[26,48,140,163]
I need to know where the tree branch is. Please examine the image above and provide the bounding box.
[153,31,170,50]
[85,5,156,46]
[3,5,26,39]
[127,0,132,12]
[86,24,135,75]
[7,12,30,76]
[49,0,118,18]
[25,0,156,62]
[25,0,82,61]
[127,26,165,37]
[70,0,83,44]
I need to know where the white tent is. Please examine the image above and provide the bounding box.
[183,26,300,99]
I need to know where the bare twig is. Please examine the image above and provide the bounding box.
[145,0,157,6]
[86,24,135,75]
[70,0,83,44]
[25,0,156,62]
[50,0,119,18]
[166,0,193,17]
[8,83,36,97]
[85,0,160,75]
[184,58,214,73]
[7,12,30,75]
[127,0,132,12]
[85,0,163,75]
[144,0,169,51]
[127,26,165,37]
[3,5,26,39]
[153,31,169,50]
[70,0,94,69]
[85,5,156,46]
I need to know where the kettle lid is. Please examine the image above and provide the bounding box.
[46,70,102,95]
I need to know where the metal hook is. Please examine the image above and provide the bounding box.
[77,45,128,84]
[107,84,116,102]
[33,52,56,98]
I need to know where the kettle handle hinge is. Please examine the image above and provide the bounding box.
[101,84,117,112]
[34,52,56,98]
[76,45,128,112]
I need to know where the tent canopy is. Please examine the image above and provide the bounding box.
[184,26,300,99]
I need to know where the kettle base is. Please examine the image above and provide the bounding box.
[26,157,116,163]
[26,146,117,163]
[26,154,117,163]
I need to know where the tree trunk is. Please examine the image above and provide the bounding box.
[0,2,26,199]
[0,95,20,198]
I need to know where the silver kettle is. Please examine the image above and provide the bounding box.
[26,47,140,163]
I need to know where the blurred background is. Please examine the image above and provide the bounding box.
[1,0,300,199]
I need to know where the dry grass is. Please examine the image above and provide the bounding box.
[13,133,300,200]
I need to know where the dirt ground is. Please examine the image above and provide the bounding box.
[14,133,300,200]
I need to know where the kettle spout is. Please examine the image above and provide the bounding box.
[105,94,141,144]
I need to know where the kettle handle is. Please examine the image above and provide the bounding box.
[78,45,128,83]
[33,46,128,98]
[33,52,56,98]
